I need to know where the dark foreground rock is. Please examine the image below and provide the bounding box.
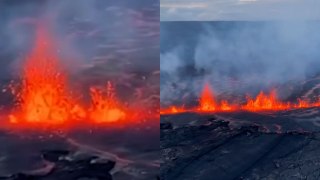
[161,110,320,180]
[0,150,115,180]
[0,126,160,180]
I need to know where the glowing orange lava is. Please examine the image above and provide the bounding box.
[242,90,290,111]
[198,83,217,112]
[294,99,311,108]
[8,24,130,125]
[220,100,233,111]
[160,82,320,115]
[196,83,235,112]
[160,106,187,114]
[89,82,126,123]
[9,25,81,124]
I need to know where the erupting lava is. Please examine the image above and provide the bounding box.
[242,90,290,111]
[89,82,125,123]
[197,83,234,112]
[8,24,128,125]
[198,83,217,111]
[10,25,80,124]
[160,82,320,115]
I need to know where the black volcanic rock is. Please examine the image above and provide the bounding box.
[161,110,320,180]
[41,150,70,162]
[160,122,173,130]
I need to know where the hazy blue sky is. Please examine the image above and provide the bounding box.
[161,0,320,21]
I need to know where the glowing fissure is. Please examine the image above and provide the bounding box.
[9,25,128,124]
[160,82,320,115]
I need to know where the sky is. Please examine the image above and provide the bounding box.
[160,0,320,21]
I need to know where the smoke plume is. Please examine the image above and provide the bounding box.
[161,21,320,106]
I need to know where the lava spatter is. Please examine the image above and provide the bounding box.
[10,24,81,124]
[242,90,290,111]
[198,83,217,112]
[89,82,126,123]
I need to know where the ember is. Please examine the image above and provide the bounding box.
[9,24,79,124]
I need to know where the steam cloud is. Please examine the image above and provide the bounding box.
[160,22,320,106]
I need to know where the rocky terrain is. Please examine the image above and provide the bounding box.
[0,124,160,180]
[161,108,320,180]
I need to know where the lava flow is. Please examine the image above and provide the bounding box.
[160,82,320,115]
[7,24,128,125]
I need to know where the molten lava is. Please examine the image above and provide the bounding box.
[160,82,320,115]
[294,99,311,108]
[242,90,290,111]
[220,100,233,111]
[89,82,126,123]
[160,106,186,114]
[8,24,130,125]
[10,25,80,124]
[198,83,217,112]
[196,83,235,112]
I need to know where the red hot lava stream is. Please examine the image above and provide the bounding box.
[160,82,320,115]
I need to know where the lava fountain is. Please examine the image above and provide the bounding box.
[9,24,82,124]
[242,90,291,111]
[8,24,128,125]
[197,83,217,112]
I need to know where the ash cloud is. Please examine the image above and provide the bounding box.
[160,21,320,106]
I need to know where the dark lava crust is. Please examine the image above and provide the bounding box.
[160,110,320,180]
